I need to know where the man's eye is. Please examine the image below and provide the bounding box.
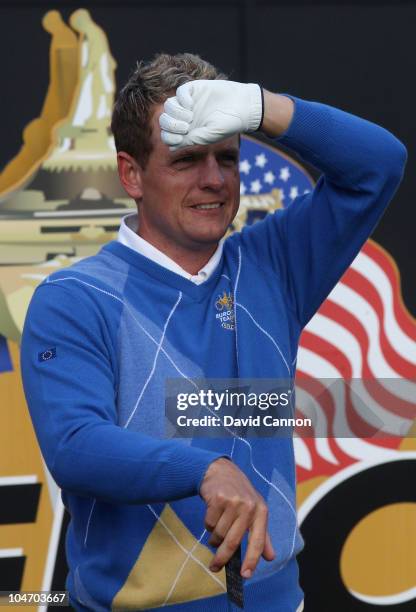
[174,156,193,164]
[220,154,238,164]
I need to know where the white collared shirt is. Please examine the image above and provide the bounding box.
[117,213,223,285]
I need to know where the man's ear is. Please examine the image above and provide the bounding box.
[117,152,143,200]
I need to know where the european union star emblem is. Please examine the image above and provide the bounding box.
[38,347,57,362]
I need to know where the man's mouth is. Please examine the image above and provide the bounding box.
[191,202,224,210]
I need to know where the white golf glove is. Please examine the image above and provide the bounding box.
[159,80,264,149]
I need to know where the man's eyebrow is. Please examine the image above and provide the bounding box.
[170,148,201,160]
[169,145,239,161]
[217,147,239,156]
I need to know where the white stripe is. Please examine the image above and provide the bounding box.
[305,312,416,402]
[295,387,339,466]
[233,247,242,371]
[334,437,402,466]
[350,585,416,606]
[331,256,416,364]
[0,475,37,485]
[235,302,291,375]
[328,283,410,378]
[39,497,65,609]
[123,301,199,390]
[352,251,416,361]
[297,348,403,464]
[305,313,367,376]
[298,338,413,437]
[315,437,339,466]
[48,278,199,390]
[124,291,182,428]
[146,505,225,591]
[162,529,208,606]
[293,438,313,470]
[297,344,407,438]
[297,348,354,438]
[296,386,331,438]
[84,499,96,547]
[48,276,121,300]
[21,273,48,281]
[238,436,297,517]
[298,345,344,379]
[0,548,23,558]
[34,208,134,218]
[347,379,412,435]
[41,457,60,510]
[230,264,296,562]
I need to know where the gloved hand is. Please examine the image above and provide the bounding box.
[159,80,264,150]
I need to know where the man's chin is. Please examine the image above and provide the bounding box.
[186,229,227,248]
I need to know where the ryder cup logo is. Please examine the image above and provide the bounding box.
[234,135,313,231]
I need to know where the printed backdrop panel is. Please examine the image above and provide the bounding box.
[0,7,415,611]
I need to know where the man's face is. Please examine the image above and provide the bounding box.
[134,104,240,255]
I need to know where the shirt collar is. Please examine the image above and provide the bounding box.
[117,213,223,285]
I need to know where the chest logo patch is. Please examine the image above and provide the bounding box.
[215,291,235,331]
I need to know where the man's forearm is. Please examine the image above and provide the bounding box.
[261,90,295,138]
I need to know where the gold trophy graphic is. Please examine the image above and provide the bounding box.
[0,9,135,340]
[0,9,134,598]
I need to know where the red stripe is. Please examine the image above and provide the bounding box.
[295,373,356,480]
[295,239,414,479]
[296,369,338,438]
[299,331,379,439]
[299,330,404,446]
[340,267,416,377]
[361,241,416,340]
[296,438,354,483]
[301,338,378,437]
[315,301,416,418]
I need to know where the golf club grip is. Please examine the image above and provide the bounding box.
[225,545,244,609]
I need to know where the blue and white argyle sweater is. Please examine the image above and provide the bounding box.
[21,96,406,611]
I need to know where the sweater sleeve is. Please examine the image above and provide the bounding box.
[20,281,224,504]
[240,96,407,328]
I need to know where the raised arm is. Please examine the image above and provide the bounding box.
[241,93,407,326]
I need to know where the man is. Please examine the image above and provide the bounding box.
[21,53,406,611]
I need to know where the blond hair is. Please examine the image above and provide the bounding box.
[111,53,227,167]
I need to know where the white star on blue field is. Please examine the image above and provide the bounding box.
[239,137,313,208]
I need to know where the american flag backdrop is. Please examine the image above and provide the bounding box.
[239,136,416,485]
[239,137,312,204]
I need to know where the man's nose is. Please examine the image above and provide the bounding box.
[198,156,224,190]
